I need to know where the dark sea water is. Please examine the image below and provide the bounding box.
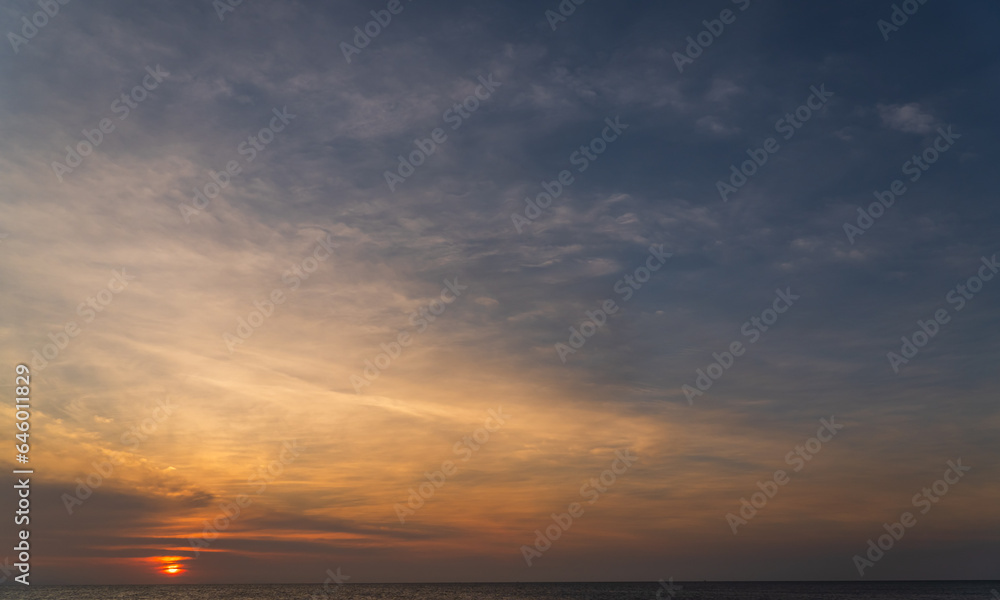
[0,582,997,600]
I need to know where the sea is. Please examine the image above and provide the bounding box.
[0,582,996,600]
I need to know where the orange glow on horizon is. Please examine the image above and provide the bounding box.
[146,556,189,577]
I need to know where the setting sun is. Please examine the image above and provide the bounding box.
[149,556,187,577]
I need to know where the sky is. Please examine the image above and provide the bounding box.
[1,0,999,586]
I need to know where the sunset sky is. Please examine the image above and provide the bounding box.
[1,0,999,586]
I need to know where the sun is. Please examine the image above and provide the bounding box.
[147,556,189,577]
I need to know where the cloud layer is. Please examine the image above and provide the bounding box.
[1,0,998,585]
